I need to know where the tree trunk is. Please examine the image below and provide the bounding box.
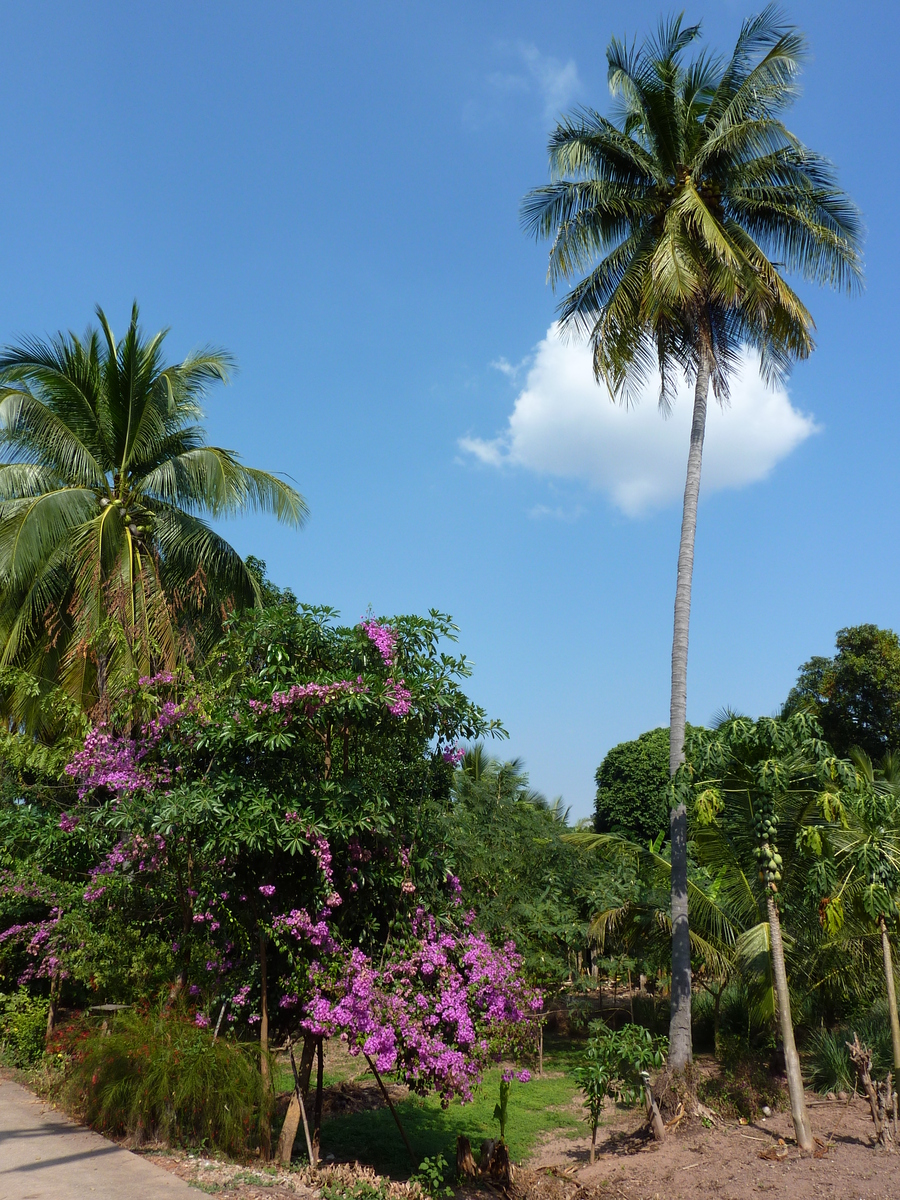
[275,1036,318,1166]
[667,351,711,1070]
[313,1036,324,1164]
[45,971,60,1042]
[767,894,812,1151]
[259,932,271,1160]
[880,917,900,1072]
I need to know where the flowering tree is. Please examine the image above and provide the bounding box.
[1,585,509,1157]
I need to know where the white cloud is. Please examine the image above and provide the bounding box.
[517,44,582,119]
[461,326,819,518]
[489,356,523,381]
[486,44,582,121]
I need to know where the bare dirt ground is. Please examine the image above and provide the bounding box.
[139,1081,900,1200]
[527,1092,898,1200]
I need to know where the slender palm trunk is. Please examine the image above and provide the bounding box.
[667,352,711,1070]
[766,894,812,1151]
[879,916,900,1072]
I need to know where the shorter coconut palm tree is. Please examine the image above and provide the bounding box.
[0,304,306,727]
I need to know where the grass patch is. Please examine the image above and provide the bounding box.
[317,1067,581,1176]
[55,1005,268,1156]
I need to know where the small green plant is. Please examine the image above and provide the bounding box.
[493,1077,510,1141]
[0,989,50,1067]
[321,1182,392,1200]
[574,1022,666,1162]
[410,1154,453,1199]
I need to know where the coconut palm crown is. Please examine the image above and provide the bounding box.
[521,6,863,1069]
[0,303,307,726]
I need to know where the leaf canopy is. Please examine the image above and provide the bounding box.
[521,5,863,408]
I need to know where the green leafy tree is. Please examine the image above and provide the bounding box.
[574,1022,666,1162]
[1,592,501,1032]
[0,304,306,729]
[521,9,862,1069]
[785,625,900,759]
[684,712,857,1151]
[595,727,698,842]
[445,747,607,989]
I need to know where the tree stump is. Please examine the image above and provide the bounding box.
[847,1033,895,1149]
[456,1135,478,1178]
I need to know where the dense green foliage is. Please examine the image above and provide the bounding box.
[785,625,900,759]
[445,748,610,988]
[0,988,50,1066]
[594,726,697,843]
[0,583,501,1040]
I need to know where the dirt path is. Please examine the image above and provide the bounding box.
[0,1075,195,1200]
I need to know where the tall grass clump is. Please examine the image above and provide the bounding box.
[60,1004,269,1155]
[806,1004,895,1094]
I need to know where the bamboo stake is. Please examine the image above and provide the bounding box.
[364,1053,416,1166]
[291,1041,317,1167]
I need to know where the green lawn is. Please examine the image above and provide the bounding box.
[316,1067,581,1177]
[274,1031,587,1178]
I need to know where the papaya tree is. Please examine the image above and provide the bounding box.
[683,712,856,1151]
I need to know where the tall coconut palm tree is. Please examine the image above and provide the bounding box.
[521,6,862,1069]
[0,303,306,727]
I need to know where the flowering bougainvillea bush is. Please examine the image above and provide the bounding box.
[289,909,541,1105]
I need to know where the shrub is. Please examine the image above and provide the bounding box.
[574,1022,666,1160]
[58,1004,268,1155]
[806,1008,894,1094]
[697,1056,786,1120]
[806,1029,853,1094]
[0,989,50,1067]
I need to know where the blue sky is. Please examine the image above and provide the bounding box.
[2,1,898,819]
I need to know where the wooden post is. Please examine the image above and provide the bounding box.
[213,1002,227,1041]
[259,933,271,1160]
[847,1033,887,1143]
[275,1038,318,1167]
[45,972,60,1042]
